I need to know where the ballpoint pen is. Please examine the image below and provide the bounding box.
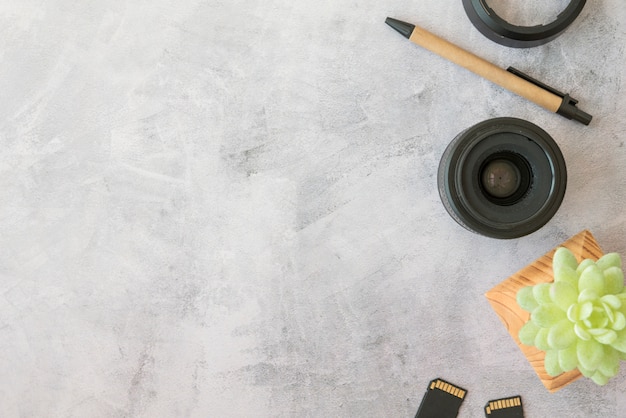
[385,17,592,125]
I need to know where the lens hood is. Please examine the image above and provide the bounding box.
[438,117,567,239]
[462,0,587,48]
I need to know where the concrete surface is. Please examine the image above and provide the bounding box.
[1,1,626,417]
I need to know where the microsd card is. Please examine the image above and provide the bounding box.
[484,395,524,417]
[414,378,467,418]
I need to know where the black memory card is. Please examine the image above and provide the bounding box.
[484,395,524,417]
[414,378,467,418]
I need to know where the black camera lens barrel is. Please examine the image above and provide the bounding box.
[462,0,587,48]
[438,118,567,239]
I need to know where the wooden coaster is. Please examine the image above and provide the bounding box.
[485,230,605,392]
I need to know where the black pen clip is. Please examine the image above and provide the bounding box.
[507,67,570,100]
[507,66,592,125]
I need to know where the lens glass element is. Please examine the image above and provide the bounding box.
[481,159,521,198]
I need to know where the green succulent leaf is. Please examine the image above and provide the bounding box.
[610,328,626,353]
[574,323,591,341]
[548,320,576,350]
[550,281,578,311]
[590,371,609,386]
[596,252,622,271]
[532,304,566,328]
[534,327,551,351]
[577,338,604,371]
[603,267,625,295]
[602,303,616,324]
[588,328,617,345]
[578,364,595,378]
[578,290,598,304]
[601,294,622,309]
[617,303,626,315]
[519,321,540,346]
[612,312,626,331]
[533,283,553,305]
[544,349,563,376]
[597,346,620,378]
[553,247,579,271]
[558,344,579,371]
[568,301,593,321]
[516,286,538,312]
[577,259,596,276]
[553,265,578,287]
[578,265,606,295]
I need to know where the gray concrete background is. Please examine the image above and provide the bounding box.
[1,1,626,417]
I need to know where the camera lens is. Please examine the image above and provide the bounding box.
[438,118,567,239]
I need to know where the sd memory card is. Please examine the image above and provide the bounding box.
[414,378,467,418]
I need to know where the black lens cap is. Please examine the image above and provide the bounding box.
[462,0,587,48]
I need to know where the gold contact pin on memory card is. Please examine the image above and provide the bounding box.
[484,395,524,417]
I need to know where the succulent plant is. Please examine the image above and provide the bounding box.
[516,247,626,385]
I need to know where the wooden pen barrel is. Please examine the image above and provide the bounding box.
[409,26,563,113]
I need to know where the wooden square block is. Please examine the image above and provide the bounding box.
[485,230,605,392]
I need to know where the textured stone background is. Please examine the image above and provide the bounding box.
[1,1,626,417]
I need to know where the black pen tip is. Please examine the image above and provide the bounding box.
[385,17,415,39]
